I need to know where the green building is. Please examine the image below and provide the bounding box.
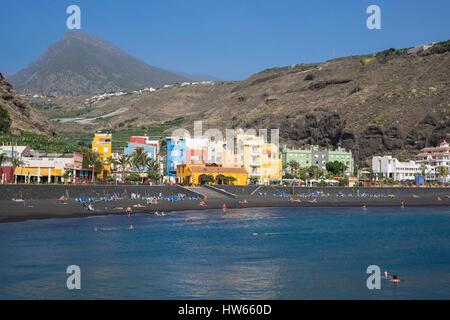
[282,145,353,175]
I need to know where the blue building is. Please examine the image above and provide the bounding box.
[166,137,187,177]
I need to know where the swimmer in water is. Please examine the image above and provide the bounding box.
[390,275,401,284]
[126,206,132,217]
[362,204,367,211]
[401,201,405,208]
[384,271,388,278]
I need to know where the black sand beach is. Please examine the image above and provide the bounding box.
[0,185,449,223]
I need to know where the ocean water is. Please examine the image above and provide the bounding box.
[0,206,449,300]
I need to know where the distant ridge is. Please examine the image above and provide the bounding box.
[8,31,191,96]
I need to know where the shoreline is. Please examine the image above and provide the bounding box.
[1,184,449,223]
[1,196,449,224]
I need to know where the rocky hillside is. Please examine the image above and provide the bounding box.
[0,73,54,135]
[41,41,450,161]
[8,31,191,96]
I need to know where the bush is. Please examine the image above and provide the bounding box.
[360,56,374,65]
[125,173,140,182]
[375,48,407,63]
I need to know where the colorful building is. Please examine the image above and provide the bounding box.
[261,143,283,183]
[92,132,112,178]
[282,145,353,175]
[176,163,248,186]
[13,152,93,183]
[167,133,282,184]
[124,136,158,160]
[166,136,187,177]
[233,134,282,184]
[166,136,208,178]
[0,145,32,183]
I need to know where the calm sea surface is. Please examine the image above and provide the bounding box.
[0,206,449,299]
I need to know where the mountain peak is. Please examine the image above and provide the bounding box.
[62,31,125,56]
[8,32,190,96]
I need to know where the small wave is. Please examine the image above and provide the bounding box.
[98,227,119,231]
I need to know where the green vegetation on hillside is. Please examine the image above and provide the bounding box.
[375,48,408,63]
[0,131,86,153]
[58,117,185,150]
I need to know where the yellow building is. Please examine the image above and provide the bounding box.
[261,143,282,183]
[233,134,282,184]
[177,163,248,186]
[92,132,112,178]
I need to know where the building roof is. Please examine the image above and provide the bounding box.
[417,152,450,157]
[187,165,248,175]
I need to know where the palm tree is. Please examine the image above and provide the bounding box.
[437,166,449,184]
[105,156,118,172]
[307,165,323,180]
[287,160,300,177]
[145,158,161,184]
[131,147,150,183]
[131,147,149,173]
[419,164,429,185]
[105,156,118,182]
[12,158,24,168]
[117,154,131,183]
[83,150,103,182]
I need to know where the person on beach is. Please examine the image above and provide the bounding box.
[401,201,405,208]
[126,206,132,217]
[222,203,227,214]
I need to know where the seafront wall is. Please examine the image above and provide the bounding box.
[214,185,450,198]
[0,185,197,201]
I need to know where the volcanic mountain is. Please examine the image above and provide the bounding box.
[8,31,191,96]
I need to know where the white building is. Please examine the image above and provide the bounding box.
[416,140,450,182]
[372,156,421,181]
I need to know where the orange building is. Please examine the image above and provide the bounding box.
[176,163,248,186]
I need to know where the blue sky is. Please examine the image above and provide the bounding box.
[0,0,449,80]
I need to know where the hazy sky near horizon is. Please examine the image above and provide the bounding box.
[0,0,449,80]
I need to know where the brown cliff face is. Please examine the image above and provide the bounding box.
[0,73,55,135]
[198,45,450,161]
